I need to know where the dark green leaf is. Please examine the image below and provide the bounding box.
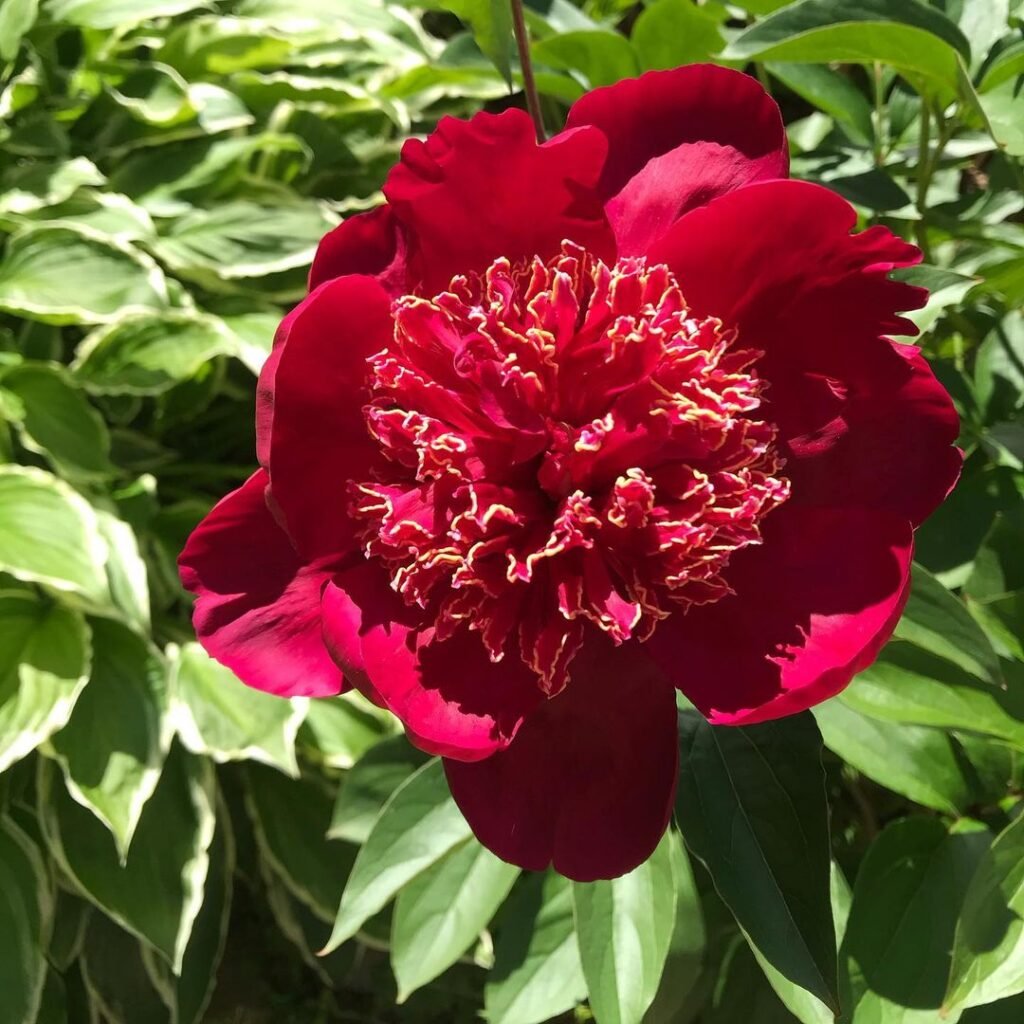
[675,710,837,1011]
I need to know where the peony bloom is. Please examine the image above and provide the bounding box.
[180,65,960,880]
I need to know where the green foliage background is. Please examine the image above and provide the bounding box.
[0,0,1022,1022]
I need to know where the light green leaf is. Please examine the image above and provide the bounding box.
[0,0,38,62]
[0,591,90,774]
[0,816,53,1024]
[945,813,1024,1013]
[325,758,472,952]
[894,563,1002,685]
[631,0,725,71]
[814,698,972,814]
[437,0,513,85]
[675,710,837,1011]
[44,0,209,29]
[1,363,114,479]
[769,62,874,144]
[845,642,1024,748]
[328,734,429,844]
[0,226,168,325]
[0,466,108,603]
[245,764,354,922]
[153,201,337,282]
[754,864,852,1024]
[49,619,169,860]
[641,831,705,1024]
[109,64,194,127]
[723,0,971,95]
[842,817,990,1021]
[171,642,306,777]
[980,40,1024,92]
[533,30,640,89]
[298,692,396,770]
[216,308,278,375]
[0,158,105,216]
[72,311,234,395]
[573,828,676,1024]
[486,871,588,1024]
[38,744,216,973]
[392,836,519,1001]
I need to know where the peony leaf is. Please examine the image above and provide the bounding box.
[841,817,990,1021]
[328,734,429,845]
[945,813,1024,1014]
[485,871,588,1024]
[324,758,472,952]
[675,709,838,1011]
[724,0,971,95]
[297,692,396,771]
[573,827,677,1024]
[436,1,514,86]
[0,590,91,775]
[813,698,973,814]
[48,619,170,860]
[895,563,1002,686]
[641,831,705,1024]
[392,836,519,1001]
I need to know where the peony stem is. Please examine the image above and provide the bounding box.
[510,0,546,142]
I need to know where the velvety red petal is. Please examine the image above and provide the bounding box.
[384,109,614,293]
[321,565,542,761]
[444,639,678,881]
[646,504,913,725]
[178,470,346,698]
[786,341,962,526]
[260,274,393,561]
[308,205,409,295]
[565,65,788,252]
[648,179,953,522]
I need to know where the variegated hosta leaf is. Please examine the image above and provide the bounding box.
[48,618,170,860]
[0,589,91,775]
[170,642,306,777]
[38,743,216,974]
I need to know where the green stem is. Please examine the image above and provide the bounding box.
[872,62,886,165]
[510,0,545,142]
[915,101,933,261]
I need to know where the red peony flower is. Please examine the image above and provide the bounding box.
[180,66,961,881]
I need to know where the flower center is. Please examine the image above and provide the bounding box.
[350,242,790,693]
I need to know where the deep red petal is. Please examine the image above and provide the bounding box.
[261,275,393,561]
[321,564,542,761]
[384,109,614,293]
[565,64,788,243]
[648,179,955,522]
[308,205,409,295]
[786,342,962,526]
[178,470,346,698]
[646,504,913,725]
[444,639,678,881]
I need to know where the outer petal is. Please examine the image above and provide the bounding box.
[648,179,955,524]
[786,342,962,526]
[178,470,346,698]
[444,639,678,881]
[321,564,542,761]
[647,505,913,725]
[259,274,393,561]
[565,65,788,252]
[308,205,409,295]
[384,108,614,293]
